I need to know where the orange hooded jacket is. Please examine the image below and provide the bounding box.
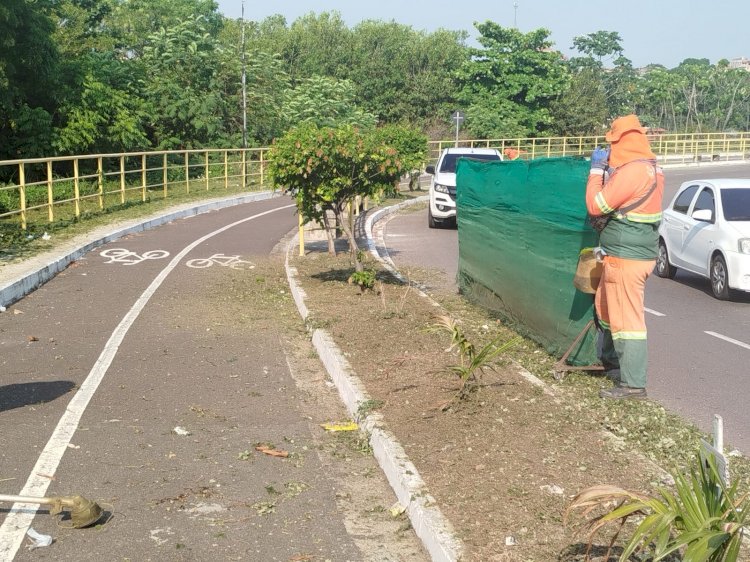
[586,115,664,259]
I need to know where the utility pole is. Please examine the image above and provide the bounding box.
[241,0,247,150]
[513,1,519,28]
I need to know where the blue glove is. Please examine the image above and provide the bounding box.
[590,147,610,171]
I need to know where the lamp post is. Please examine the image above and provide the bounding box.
[241,0,247,150]
[513,1,519,28]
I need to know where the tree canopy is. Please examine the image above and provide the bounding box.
[1,4,748,161]
[268,122,417,267]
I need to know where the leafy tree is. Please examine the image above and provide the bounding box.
[605,56,640,116]
[369,124,428,190]
[404,29,468,127]
[245,14,289,56]
[249,13,467,132]
[268,123,407,269]
[0,0,60,159]
[109,0,223,57]
[277,11,352,84]
[49,0,118,57]
[569,31,624,70]
[347,21,467,124]
[54,53,149,154]
[216,18,291,145]
[549,68,607,136]
[568,31,638,119]
[706,62,750,131]
[281,75,377,130]
[456,22,568,138]
[673,58,713,132]
[637,66,687,131]
[141,15,229,148]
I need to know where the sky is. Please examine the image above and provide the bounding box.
[215,0,749,69]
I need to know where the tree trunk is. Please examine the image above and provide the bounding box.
[333,200,363,272]
[320,209,336,255]
[409,171,421,191]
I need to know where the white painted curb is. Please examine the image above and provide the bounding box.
[364,196,428,282]
[284,232,464,562]
[0,192,277,308]
[365,199,551,394]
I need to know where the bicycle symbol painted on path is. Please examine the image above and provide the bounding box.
[185,254,256,270]
[100,248,170,265]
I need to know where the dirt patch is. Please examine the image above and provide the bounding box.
[289,237,750,561]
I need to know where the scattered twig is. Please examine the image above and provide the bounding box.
[255,444,289,458]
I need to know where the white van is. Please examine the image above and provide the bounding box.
[425,147,502,228]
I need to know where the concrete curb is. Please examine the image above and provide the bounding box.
[0,192,277,308]
[365,198,551,395]
[284,232,464,562]
[364,196,428,282]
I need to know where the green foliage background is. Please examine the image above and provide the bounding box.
[2,1,749,163]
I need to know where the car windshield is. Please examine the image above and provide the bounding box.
[438,153,501,173]
[720,188,750,221]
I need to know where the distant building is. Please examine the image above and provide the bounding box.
[728,57,750,71]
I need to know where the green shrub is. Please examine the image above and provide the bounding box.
[348,269,377,292]
[566,452,749,561]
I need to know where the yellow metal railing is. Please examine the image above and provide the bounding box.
[0,148,269,230]
[428,132,750,165]
[2,133,749,232]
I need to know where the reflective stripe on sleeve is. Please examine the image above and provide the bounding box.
[595,192,615,214]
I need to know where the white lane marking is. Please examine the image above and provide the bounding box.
[645,308,666,317]
[705,331,750,351]
[0,204,296,560]
[386,233,408,237]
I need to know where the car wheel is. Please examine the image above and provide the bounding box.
[428,208,438,229]
[710,254,730,300]
[655,239,677,279]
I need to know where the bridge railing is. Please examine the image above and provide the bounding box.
[0,148,269,231]
[428,132,750,164]
[2,132,749,232]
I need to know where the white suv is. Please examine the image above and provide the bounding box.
[425,147,502,228]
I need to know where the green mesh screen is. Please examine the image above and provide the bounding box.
[456,156,599,366]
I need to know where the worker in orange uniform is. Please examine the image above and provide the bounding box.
[503,148,520,160]
[586,115,664,399]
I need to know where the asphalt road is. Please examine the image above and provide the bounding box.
[382,163,750,454]
[0,196,426,561]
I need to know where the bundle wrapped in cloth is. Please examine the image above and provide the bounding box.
[573,248,603,294]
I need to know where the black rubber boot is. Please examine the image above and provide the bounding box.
[599,385,647,400]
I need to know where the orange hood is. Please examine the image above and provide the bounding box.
[606,114,655,168]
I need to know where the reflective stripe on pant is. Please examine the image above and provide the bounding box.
[594,256,655,389]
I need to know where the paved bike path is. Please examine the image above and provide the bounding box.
[0,196,426,561]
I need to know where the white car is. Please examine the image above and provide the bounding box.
[656,178,750,299]
[425,147,502,228]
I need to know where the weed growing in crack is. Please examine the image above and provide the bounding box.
[357,399,385,419]
[377,273,412,318]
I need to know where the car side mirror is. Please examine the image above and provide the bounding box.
[425,165,435,175]
[692,208,713,222]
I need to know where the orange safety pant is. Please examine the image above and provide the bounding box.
[594,255,655,389]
